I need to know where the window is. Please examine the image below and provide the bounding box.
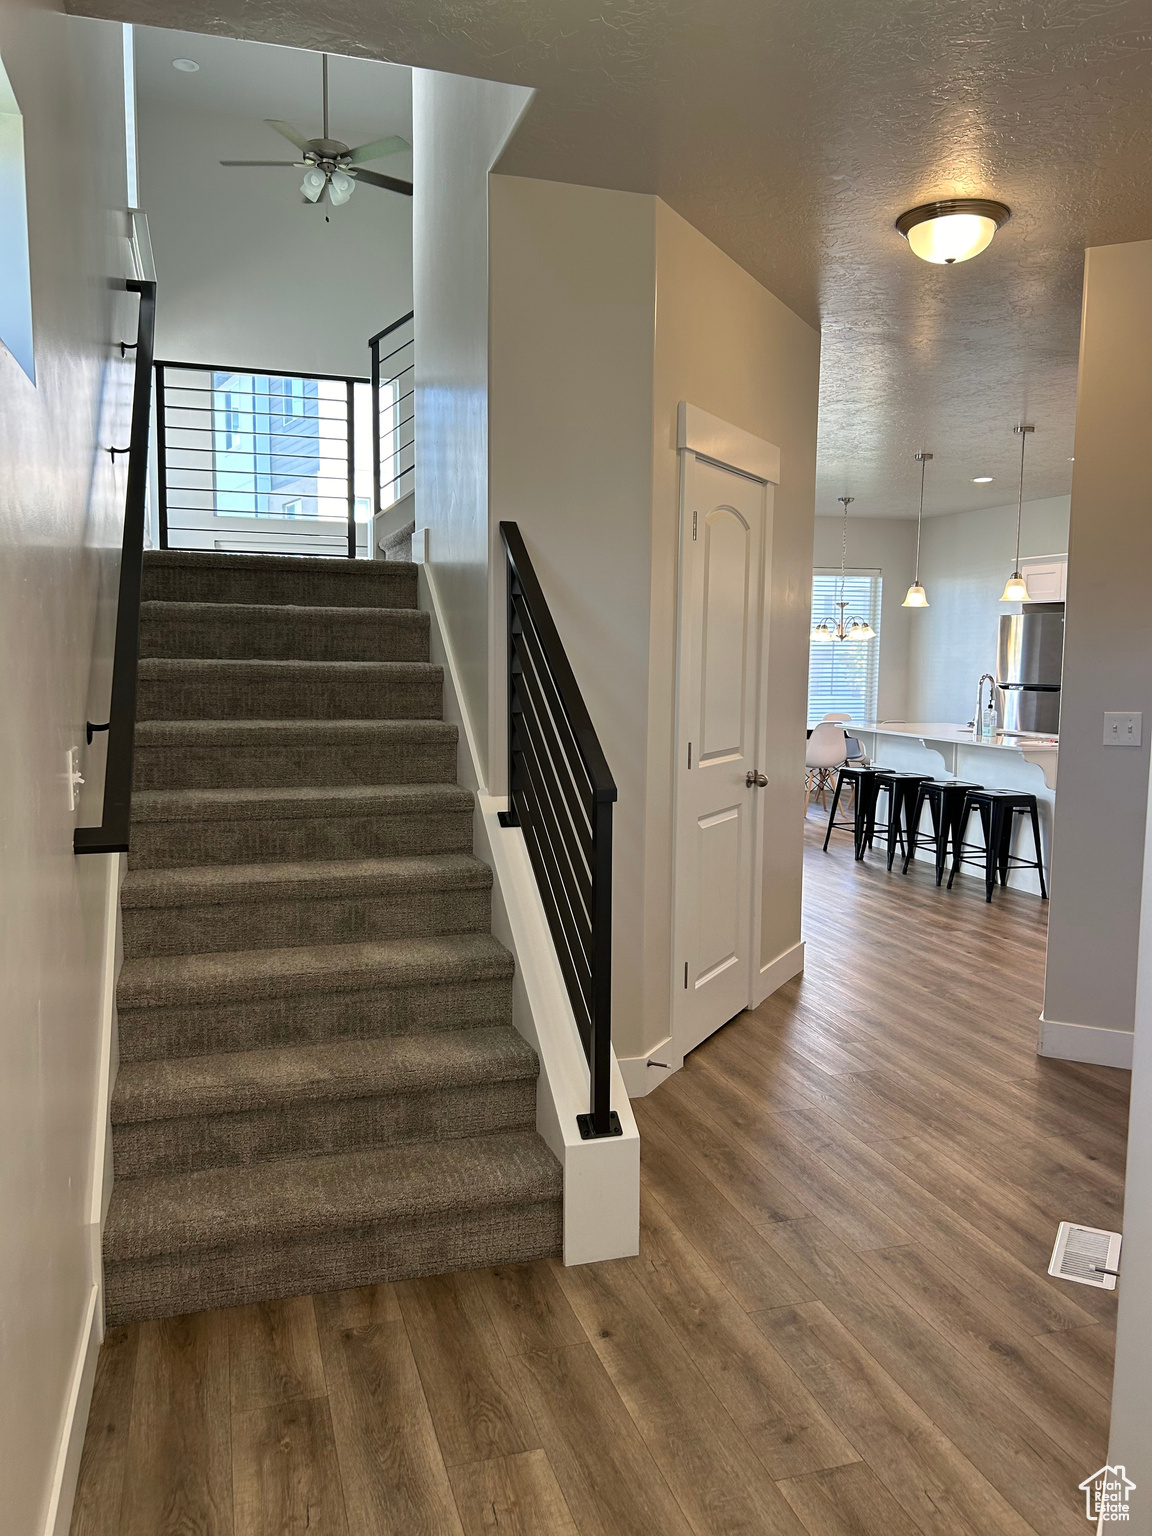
[0,51,34,382]
[280,376,307,419]
[221,392,241,449]
[807,569,882,724]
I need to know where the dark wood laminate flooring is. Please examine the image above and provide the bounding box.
[71,817,1128,1536]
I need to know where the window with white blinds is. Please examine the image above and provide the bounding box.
[807,570,882,724]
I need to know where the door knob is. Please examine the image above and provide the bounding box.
[746,770,768,788]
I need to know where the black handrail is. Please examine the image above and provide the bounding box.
[369,312,414,521]
[74,273,157,856]
[498,522,621,1140]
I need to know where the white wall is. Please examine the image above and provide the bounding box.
[811,515,917,722]
[0,5,129,1532]
[906,495,1070,723]
[1044,240,1152,1051]
[651,200,820,1057]
[489,176,658,1059]
[488,179,821,1066]
[411,68,532,784]
[138,101,413,377]
[1108,746,1152,1526]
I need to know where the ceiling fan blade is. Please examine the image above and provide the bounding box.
[220,160,302,167]
[349,167,413,197]
[265,119,311,151]
[348,135,409,165]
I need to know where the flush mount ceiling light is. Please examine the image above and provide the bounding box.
[811,498,877,644]
[1001,424,1035,602]
[903,451,932,608]
[973,476,993,483]
[896,199,1010,265]
[172,58,200,71]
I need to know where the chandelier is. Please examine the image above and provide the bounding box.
[811,497,876,644]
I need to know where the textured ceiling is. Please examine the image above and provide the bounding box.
[89,0,1152,517]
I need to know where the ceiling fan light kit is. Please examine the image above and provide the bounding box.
[220,52,412,213]
[896,198,1011,264]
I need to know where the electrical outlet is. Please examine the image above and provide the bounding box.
[67,747,85,811]
[1103,712,1142,748]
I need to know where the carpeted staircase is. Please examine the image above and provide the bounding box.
[103,550,562,1326]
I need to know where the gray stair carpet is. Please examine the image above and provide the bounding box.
[104,550,561,1325]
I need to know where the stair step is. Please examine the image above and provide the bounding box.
[137,657,442,722]
[120,854,493,958]
[133,718,458,791]
[103,1131,563,1324]
[117,932,515,1062]
[139,600,430,662]
[111,1027,539,1177]
[141,550,418,609]
[128,783,474,868]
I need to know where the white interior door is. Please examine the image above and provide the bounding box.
[673,454,770,1056]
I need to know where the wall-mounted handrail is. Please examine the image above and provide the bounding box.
[74,269,157,856]
[498,522,621,1139]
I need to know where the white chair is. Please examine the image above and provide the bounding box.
[806,722,848,812]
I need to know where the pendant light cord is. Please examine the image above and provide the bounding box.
[915,455,926,582]
[838,496,853,610]
[1014,426,1027,572]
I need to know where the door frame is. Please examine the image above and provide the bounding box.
[670,403,781,1060]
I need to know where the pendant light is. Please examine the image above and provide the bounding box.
[1000,425,1034,602]
[903,451,931,607]
[810,498,876,643]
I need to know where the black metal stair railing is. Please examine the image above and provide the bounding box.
[75,265,157,855]
[498,522,621,1140]
[369,311,414,517]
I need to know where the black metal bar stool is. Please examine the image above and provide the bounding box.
[902,779,984,885]
[947,789,1048,902]
[823,765,888,860]
[865,771,936,870]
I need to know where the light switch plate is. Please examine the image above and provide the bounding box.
[1103,712,1142,747]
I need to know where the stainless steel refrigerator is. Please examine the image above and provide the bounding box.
[997,602,1064,734]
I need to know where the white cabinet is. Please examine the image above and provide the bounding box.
[1020,555,1067,602]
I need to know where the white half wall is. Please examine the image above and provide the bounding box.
[0,6,130,1532]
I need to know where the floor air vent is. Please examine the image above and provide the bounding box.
[1048,1221,1121,1289]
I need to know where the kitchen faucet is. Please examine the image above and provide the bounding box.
[970,674,997,738]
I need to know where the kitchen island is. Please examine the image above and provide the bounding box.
[846,722,1057,896]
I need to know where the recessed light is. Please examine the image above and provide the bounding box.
[172,58,200,72]
[973,476,993,483]
[896,199,1011,264]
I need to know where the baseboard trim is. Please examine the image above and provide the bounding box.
[753,939,805,1009]
[1037,1014,1134,1069]
[40,1284,100,1536]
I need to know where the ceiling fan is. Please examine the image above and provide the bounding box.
[220,52,412,211]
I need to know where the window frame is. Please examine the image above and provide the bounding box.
[807,567,883,725]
